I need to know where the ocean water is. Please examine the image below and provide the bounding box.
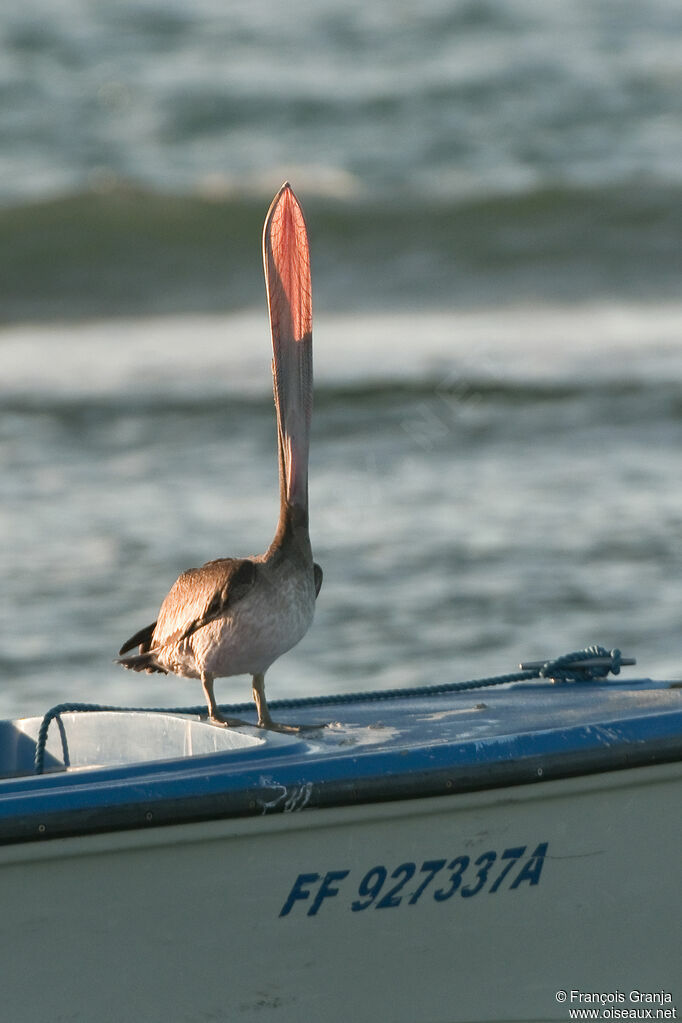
[1,0,681,719]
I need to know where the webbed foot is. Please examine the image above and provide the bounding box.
[256,720,327,734]
[207,712,253,729]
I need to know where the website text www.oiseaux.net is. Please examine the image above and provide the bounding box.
[555,990,677,1020]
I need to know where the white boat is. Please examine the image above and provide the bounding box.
[0,654,680,1023]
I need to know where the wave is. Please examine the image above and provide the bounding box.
[3,377,681,430]
[1,183,681,322]
[2,304,682,405]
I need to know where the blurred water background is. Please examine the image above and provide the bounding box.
[1,0,681,719]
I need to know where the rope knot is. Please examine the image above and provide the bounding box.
[538,645,623,682]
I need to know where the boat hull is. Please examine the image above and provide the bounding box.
[1,760,679,1023]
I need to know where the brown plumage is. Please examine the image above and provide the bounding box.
[118,184,322,731]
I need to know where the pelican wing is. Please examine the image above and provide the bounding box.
[118,621,157,656]
[151,558,257,650]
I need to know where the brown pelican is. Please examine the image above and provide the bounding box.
[118,183,322,732]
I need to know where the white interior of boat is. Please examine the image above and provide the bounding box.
[1,711,299,776]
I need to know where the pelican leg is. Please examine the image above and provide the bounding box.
[201,671,231,727]
[252,672,275,728]
[252,673,325,733]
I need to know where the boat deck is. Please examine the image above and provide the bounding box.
[0,677,680,844]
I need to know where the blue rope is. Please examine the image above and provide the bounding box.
[33,645,625,774]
